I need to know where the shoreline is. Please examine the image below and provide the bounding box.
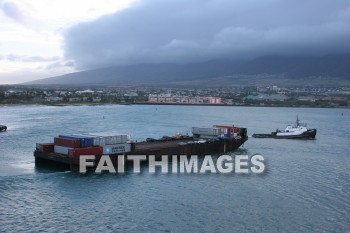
[133,102,350,108]
[0,102,349,109]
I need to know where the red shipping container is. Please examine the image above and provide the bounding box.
[68,147,103,157]
[213,125,239,133]
[54,137,81,148]
[36,143,54,153]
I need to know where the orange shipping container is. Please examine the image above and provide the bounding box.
[36,143,54,153]
[54,137,81,148]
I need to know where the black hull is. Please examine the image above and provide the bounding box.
[252,129,316,139]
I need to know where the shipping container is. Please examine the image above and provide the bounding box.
[102,143,131,154]
[192,127,221,136]
[72,134,103,146]
[54,145,73,155]
[88,133,129,145]
[70,134,96,144]
[54,137,81,148]
[214,125,235,129]
[214,125,239,134]
[85,135,107,146]
[68,147,103,157]
[58,135,94,148]
[36,143,54,153]
[194,134,221,140]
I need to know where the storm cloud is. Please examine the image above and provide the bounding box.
[63,0,350,70]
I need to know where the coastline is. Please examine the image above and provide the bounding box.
[0,102,349,109]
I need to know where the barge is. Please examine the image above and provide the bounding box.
[34,125,248,170]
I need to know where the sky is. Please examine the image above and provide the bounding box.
[1,0,350,84]
[0,0,135,84]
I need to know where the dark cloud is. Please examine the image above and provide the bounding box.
[63,0,350,69]
[0,54,60,62]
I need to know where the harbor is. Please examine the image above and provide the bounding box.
[1,104,349,232]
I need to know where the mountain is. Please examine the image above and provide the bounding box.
[26,54,350,86]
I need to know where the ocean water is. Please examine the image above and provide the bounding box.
[0,105,349,232]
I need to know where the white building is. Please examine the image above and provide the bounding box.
[148,94,222,104]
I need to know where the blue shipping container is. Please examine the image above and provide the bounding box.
[58,135,94,148]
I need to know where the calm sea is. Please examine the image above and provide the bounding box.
[0,105,349,232]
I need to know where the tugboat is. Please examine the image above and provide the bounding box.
[252,116,316,139]
[0,125,7,132]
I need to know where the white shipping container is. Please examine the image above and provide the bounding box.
[93,136,112,145]
[122,135,128,143]
[192,127,220,136]
[103,143,131,154]
[54,145,73,155]
[91,136,105,146]
[89,133,129,145]
[108,136,118,144]
[107,135,128,144]
[195,135,220,139]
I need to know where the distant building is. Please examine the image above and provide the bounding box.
[76,90,94,94]
[271,85,280,91]
[4,90,17,97]
[69,97,81,102]
[46,97,63,101]
[124,92,138,97]
[245,94,289,101]
[297,96,316,102]
[92,97,102,102]
[148,94,222,104]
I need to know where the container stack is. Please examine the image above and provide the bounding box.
[85,133,131,154]
[192,125,239,139]
[55,135,103,156]
[213,125,239,137]
[35,133,132,156]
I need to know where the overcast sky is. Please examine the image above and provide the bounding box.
[1,0,350,84]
